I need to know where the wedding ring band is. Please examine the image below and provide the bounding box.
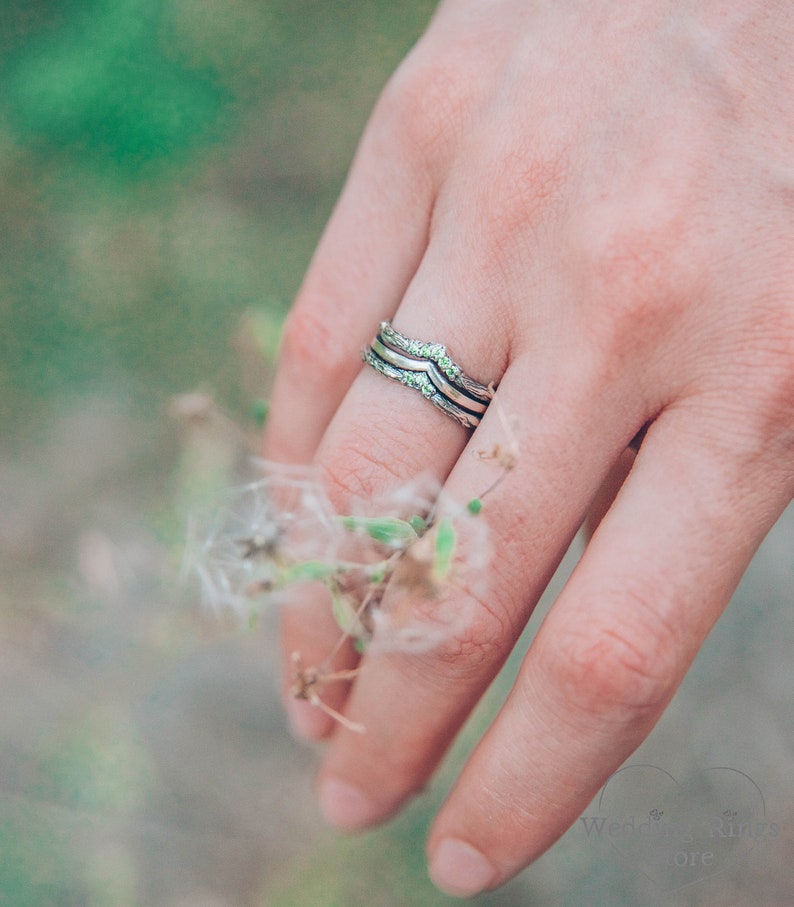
[363,322,495,429]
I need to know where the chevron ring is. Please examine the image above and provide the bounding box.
[362,321,495,429]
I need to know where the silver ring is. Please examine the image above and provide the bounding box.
[362,322,495,429]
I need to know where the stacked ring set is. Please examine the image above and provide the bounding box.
[363,321,495,429]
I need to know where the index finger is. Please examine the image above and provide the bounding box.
[263,89,434,466]
[261,81,439,735]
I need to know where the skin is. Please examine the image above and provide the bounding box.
[263,0,794,897]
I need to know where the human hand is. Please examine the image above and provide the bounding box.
[263,0,794,896]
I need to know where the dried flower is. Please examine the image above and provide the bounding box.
[183,457,500,725]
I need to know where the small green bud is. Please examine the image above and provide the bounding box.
[251,399,269,429]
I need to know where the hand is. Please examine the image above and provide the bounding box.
[264,0,794,896]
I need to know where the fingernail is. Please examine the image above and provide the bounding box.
[286,699,331,741]
[318,777,376,830]
[429,837,497,898]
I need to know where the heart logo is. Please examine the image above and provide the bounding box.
[578,764,777,891]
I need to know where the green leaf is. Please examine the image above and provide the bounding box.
[433,517,456,579]
[339,516,419,547]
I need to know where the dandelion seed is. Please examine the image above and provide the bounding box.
[237,530,280,560]
[183,460,345,617]
[369,493,492,655]
[349,472,441,526]
[183,458,493,667]
[183,511,263,614]
[390,532,439,600]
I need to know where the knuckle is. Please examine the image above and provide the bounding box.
[588,235,679,343]
[279,297,356,390]
[429,591,511,678]
[318,435,408,511]
[374,50,470,163]
[316,391,441,512]
[542,593,681,726]
[394,593,510,693]
[574,195,692,362]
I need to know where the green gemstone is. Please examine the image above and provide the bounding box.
[409,342,420,354]
[439,356,451,368]
[446,367,456,377]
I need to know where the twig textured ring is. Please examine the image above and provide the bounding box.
[362,321,496,429]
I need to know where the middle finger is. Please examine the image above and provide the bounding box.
[315,333,648,828]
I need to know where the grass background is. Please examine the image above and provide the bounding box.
[0,2,792,905]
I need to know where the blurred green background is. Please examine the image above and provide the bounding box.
[1,2,791,905]
[0,0,439,440]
